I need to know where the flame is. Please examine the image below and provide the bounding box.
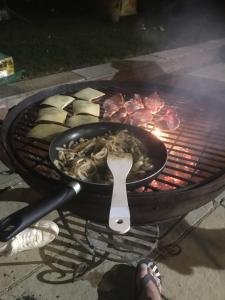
[152,128,165,140]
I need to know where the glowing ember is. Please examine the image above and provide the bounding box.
[151,180,176,190]
[134,143,199,192]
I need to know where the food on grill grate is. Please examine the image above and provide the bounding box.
[127,109,153,127]
[73,100,100,117]
[54,129,154,183]
[73,87,105,101]
[155,106,180,130]
[27,124,68,141]
[103,92,180,130]
[41,94,74,109]
[123,94,144,114]
[36,107,68,124]
[66,115,99,127]
[103,93,125,118]
[108,107,127,123]
[142,92,165,114]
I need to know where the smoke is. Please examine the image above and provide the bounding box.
[138,0,225,49]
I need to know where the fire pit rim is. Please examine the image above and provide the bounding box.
[2,80,225,224]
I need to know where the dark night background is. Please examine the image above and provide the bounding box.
[3,0,225,15]
[0,0,225,78]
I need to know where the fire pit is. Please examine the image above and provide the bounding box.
[2,80,225,225]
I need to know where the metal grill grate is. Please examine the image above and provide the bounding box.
[9,87,225,192]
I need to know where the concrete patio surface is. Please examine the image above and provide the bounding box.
[0,38,225,300]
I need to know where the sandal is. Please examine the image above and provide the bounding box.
[135,258,162,299]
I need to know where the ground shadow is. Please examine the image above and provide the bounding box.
[97,264,136,300]
[158,218,225,275]
[36,213,106,284]
[112,59,168,82]
[96,216,225,299]
[1,189,225,285]
[0,187,40,205]
[0,191,105,281]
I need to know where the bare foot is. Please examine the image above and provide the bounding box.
[136,260,162,300]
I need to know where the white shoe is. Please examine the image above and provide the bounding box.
[0,220,59,256]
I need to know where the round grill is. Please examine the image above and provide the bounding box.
[2,80,225,224]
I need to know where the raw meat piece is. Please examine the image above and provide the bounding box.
[164,114,180,130]
[103,93,125,118]
[127,109,153,127]
[102,92,180,131]
[123,94,144,115]
[156,107,180,130]
[143,92,164,114]
[106,107,128,123]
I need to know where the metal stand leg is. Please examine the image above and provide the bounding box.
[56,209,97,279]
[57,209,95,256]
[85,221,159,265]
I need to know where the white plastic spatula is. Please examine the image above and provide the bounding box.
[107,152,133,234]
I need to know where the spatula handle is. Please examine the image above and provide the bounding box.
[109,178,130,234]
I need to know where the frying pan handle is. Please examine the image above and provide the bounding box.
[0,182,81,242]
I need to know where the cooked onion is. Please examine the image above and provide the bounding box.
[55,130,154,183]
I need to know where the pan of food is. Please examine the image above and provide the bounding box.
[0,122,167,241]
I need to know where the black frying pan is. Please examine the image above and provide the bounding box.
[0,122,167,241]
